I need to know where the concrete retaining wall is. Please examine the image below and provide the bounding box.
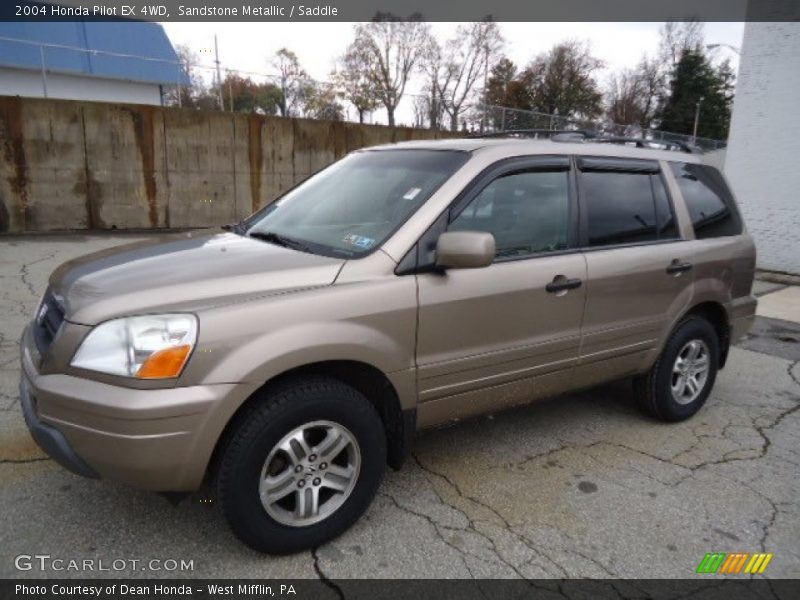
[0,96,452,233]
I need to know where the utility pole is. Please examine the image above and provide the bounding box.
[692,96,704,143]
[39,45,48,98]
[481,40,489,133]
[214,34,224,110]
[227,69,233,113]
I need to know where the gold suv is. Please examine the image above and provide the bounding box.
[20,134,756,553]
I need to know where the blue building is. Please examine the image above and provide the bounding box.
[0,21,189,105]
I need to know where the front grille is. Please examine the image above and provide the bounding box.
[33,292,65,355]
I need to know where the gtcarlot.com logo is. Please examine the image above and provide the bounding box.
[14,554,194,572]
[696,552,773,575]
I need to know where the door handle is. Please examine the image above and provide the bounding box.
[666,260,693,275]
[546,275,583,294]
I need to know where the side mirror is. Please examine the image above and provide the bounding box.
[435,231,496,270]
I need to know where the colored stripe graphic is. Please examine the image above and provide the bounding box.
[720,553,749,574]
[697,553,727,574]
[697,552,773,574]
[744,553,774,574]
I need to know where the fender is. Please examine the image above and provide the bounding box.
[205,320,416,408]
[178,271,419,407]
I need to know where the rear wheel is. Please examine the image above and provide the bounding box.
[217,377,386,554]
[634,316,720,422]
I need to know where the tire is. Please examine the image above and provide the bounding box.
[216,376,386,554]
[634,316,720,422]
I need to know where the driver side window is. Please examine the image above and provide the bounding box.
[449,170,570,259]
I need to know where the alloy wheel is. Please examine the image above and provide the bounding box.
[258,420,361,527]
[671,339,711,405]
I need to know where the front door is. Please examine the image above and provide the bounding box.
[414,158,587,428]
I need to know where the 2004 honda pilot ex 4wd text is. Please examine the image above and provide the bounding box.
[20,135,756,554]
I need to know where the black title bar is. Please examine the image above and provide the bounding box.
[4,578,800,600]
[3,0,800,22]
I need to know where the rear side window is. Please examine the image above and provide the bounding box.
[670,162,742,238]
[580,170,678,247]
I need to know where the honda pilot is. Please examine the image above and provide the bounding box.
[20,135,756,553]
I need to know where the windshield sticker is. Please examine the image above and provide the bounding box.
[343,234,375,249]
[403,187,422,200]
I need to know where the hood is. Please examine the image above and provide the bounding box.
[49,232,345,325]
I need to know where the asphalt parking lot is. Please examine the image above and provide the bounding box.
[1,233,798,580]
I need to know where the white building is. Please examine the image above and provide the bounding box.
[0,22,188,106]
[725,22,800,275]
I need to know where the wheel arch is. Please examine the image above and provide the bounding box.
[682,301,731,368]
[209,360,414,483]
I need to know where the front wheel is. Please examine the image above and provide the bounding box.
[634,316,720,422]
[216,377,386,554]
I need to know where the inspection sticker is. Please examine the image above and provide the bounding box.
[343,234,375,249]
[403,187,422,200]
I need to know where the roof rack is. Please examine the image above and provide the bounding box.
[591,136,697,154]
[468,129,699,154]
[470,128,592,139]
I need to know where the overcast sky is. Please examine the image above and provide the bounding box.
[161,21,744,125]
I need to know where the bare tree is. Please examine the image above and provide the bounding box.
[417,38,446,129]
[436,20,503,131]
[163,44,217,110]
[270,48,308,117]
[606,69,643,127]
[606,55,663,129]
[350,13,433,127]
[332,48,380,123]
[412,89,445,129]
[412,94,427,127]
[635,56,664,129]
[659,21,704,70]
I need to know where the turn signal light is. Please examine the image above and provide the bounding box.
[136,345,192,379]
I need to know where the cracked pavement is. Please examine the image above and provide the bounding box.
[0,234,798,580]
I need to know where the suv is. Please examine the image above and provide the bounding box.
[20,135,756,553]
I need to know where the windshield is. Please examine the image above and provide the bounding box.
[245,149,469,257]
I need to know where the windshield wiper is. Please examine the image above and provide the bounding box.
[222,221,246,235]
[248,231,313,253]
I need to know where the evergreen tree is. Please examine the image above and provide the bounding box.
[658,49,734,140]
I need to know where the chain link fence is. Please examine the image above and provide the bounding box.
[479,105,727,151]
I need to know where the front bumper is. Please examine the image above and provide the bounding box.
[19,376,99,479]
[20,324,259,491]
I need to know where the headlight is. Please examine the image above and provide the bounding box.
[71,314,198,379]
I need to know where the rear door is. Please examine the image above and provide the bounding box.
[414,156,587,427]
[576,156,694,385]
